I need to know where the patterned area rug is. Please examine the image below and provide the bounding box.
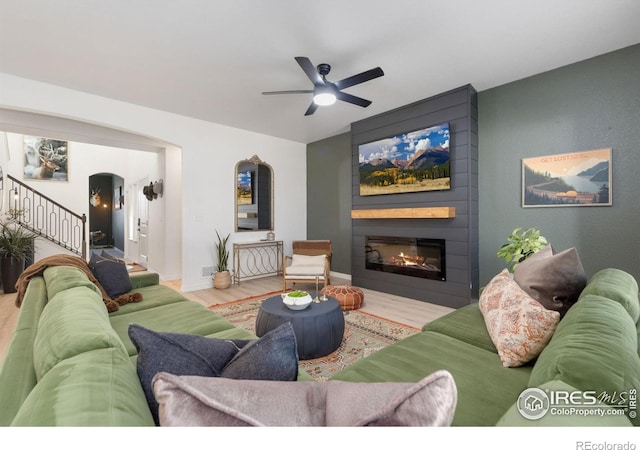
[209,291,420,380]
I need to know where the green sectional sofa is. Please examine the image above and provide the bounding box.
[0,263,638,426]
[0,265,310,426]
[333,268,640,426]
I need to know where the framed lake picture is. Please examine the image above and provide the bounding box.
[522,148,612,207]
[358,122,450,196]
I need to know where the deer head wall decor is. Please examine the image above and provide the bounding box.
[90,187,101,207]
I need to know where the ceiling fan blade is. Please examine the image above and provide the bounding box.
[304,102,319,116]
[262,90,314,95]
[336,91,372,108]
[334,67,384,90]
[295,56,323,85]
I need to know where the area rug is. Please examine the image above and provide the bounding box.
[209,291,420,380]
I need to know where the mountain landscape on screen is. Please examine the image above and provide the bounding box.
[358,123,450,196]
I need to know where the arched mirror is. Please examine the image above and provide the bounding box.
[235,155,273,232]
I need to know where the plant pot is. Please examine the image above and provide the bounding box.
[213,270,232,289]
[1,255,25,294]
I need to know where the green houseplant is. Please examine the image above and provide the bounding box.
[0,219,37,293]
[213,230,231,289]
[497,227,548,273]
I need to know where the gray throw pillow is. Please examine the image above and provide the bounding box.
[129,322,298,425]
[88,252,106,271]
[514,246,587,316]
[221,321,299,381]
[91,258,132,297]
[152,369,457,426]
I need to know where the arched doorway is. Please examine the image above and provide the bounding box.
[88,173,125,257]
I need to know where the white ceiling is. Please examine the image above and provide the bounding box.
[1,0,639,144]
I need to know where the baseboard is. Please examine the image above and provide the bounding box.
[330,271,351,282]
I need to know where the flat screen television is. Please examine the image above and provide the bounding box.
[358,122,450,196]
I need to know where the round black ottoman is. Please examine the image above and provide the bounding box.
[255,295,345,360]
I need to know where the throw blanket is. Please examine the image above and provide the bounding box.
[14,254,142,312]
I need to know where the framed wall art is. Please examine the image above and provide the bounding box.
[358,122,450,196]
[23,135,69,181]
[114,186,123,209]
[522,148,612,207]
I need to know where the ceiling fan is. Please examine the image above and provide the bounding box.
[262,56,384,116]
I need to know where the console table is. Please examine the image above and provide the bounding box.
[233,240,283,285]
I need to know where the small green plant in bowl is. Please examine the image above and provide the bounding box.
[283,290,312,310]
[288,290,309,298]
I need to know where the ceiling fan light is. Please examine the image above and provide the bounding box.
[313,92,336,106]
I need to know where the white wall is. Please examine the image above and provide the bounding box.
[2,132,164,261]
[0,73,307,291]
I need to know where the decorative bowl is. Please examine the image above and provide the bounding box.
[282,291,312,310]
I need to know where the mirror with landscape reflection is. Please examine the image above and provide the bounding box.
[235,155,273,232]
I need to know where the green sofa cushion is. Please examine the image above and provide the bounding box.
[0,277,48,425]
[33,286,128,380]
[110,301,243,355]
[108,284,188,317]
[422,303,497,354]
[42,265,101,301]
[331,330,532,426]
[530,294,640,426]
[11,348,155,426]
[579,268,639,323]
[128,271,160,289]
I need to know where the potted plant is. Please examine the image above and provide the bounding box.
[0,219,37,293]
[497,227,548,272]
[213,230,231,289]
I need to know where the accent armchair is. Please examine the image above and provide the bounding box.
[283,240,332,291]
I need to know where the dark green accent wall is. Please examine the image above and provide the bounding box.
[478,44,640,286]
[306,132,352,274]
[308,44,640,290]
[89,174,113,247]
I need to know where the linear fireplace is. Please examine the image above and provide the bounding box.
[365,236,446,281]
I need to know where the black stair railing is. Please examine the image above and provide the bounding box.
[7,174,87,258]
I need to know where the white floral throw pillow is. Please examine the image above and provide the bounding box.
[479,269,560,367]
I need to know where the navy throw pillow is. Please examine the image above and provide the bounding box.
[91,258,132,297]
[129,324,251,425]
[129,323,298,425]
[88,252,106,271]
[221,322,299,381]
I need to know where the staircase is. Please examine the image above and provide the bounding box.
[7,174,87,258]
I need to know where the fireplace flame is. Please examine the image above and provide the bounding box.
[399,252,421,266]
[392,251,439,271]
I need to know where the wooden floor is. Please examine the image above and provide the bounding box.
[0,274,454,365]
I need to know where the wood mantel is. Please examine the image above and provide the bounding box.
[351,207,456,219]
